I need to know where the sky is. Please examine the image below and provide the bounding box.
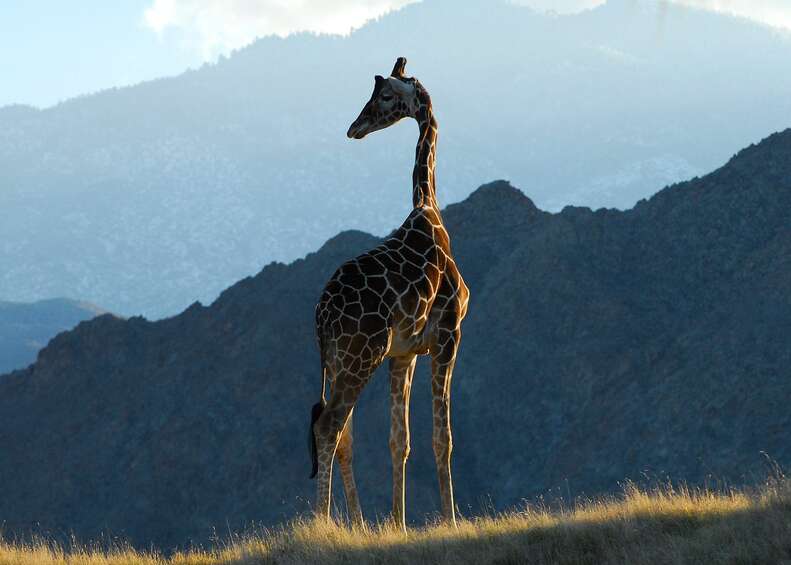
[2,0,791,108]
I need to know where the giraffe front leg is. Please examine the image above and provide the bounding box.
[336,412,364,526]
[431,328,460,527]
[389,355,417,532]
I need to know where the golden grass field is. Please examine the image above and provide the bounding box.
[3,477,791,565]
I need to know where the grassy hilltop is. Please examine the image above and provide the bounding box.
[3,478,790,565]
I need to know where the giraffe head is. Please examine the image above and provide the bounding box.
[347,57,419,139]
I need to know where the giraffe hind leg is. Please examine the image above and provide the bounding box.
[336,412,364,525]
[313,368,376,521]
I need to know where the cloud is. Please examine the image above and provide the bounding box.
[143,0,419,58]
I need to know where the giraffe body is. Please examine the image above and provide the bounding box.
[311,58,468,531]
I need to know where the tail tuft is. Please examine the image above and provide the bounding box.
[309,399,326,479]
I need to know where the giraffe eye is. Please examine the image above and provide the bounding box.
[380,94,394,102]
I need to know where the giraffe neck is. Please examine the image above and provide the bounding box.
[412,99,439,210]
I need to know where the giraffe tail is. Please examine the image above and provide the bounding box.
[309,364,327,479]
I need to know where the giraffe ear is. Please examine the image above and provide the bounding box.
[391,57,407,78]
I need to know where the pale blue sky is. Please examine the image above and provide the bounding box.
[0,1,202,108]
[2,0,790,108]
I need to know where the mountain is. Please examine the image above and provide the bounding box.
[1,127,789,550]
[0,298,105,374]
[2,0,791,317]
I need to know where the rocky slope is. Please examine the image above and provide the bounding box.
[0,129,789,549]
[3,0,791,317]
[0,298,104,373]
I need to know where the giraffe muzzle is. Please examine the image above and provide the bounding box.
[347,120,369,139]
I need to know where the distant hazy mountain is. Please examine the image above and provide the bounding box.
[2,0,790,317]
[0,298,104,373]
[0,128,788,549]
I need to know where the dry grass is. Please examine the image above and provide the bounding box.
[3,478,791,565]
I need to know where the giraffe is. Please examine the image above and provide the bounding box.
[309,57,469,531]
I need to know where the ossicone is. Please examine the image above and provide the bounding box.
[391,57,407,78]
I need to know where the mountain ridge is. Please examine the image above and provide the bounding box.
[0,127,788,549]
[0,298,106,374]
